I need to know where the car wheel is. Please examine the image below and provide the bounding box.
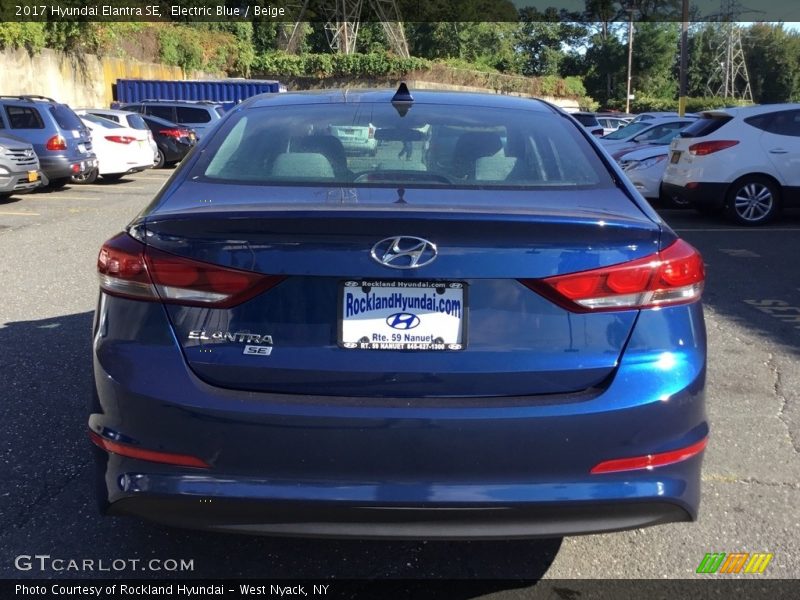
[154,149,165,169]
[725,176,780,226]
[48,177,70,189]
[101,173,125,182]
[71,168,98,184]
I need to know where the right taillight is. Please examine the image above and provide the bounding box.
[520,239,705,312]
[158,129,188,139]
[45,135,67,151]
[688,140,739,156]
[97,233,285,308]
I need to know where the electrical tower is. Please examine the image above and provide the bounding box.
[284,0,409,57]
[705,0,756,102]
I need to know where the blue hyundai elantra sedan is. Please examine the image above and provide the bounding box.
[89,86,708,538]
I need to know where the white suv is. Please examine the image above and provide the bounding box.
[662,104,800,225]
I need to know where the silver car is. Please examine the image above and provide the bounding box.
[0,133,42,199]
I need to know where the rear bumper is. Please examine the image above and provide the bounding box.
[91,295,707,538]
[108,495,691,539]
[661,181,728,209]
[39,154,97,179]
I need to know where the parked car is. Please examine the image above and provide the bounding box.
[619,145,672,202]
[77,109,158,165]
[569,111,604,136]
[328,122,378,156]
[597,115,631,136]
[0,132,42,199]
[662,104,800,225]
[600,117,695,150]
[91,87,708,538]
[630,111,697,123]
[73,114,153,183]
[140,115,197,168]
[118,100,224,140]
[607,119,697,160]
[0,95,97,188]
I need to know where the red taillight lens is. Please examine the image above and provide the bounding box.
[158,129,188,139]
[590,437,708,474]
[97,233,286,307]
[45,135,67,151]
[105,135,135,144]
[688,140,739,156]
[521,239,705,312]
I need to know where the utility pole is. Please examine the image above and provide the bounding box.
[679,0,689,116]
[625,10,634,114]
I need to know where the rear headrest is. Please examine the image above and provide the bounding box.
[272,153,334,179]
[453,132,504,178]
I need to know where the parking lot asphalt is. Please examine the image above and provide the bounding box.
[0,170,798,587]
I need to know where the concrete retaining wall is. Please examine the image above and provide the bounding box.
[0,48,216,108]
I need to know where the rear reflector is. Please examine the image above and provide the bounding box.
[521,239,705,312]
[590,437,708,474]
[89,431,209,469]
[688,140,739,156]
[97,232,286,307]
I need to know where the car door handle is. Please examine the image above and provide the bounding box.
[769,148,789,154]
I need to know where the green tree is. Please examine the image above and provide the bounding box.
[743,23,799,103]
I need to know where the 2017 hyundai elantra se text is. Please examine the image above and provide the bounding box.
[90,86,708,538]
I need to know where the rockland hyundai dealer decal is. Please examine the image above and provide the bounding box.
[340,280,465,350]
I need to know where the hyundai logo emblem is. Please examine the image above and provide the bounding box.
[386,312,420,330]
[371,236,437,269]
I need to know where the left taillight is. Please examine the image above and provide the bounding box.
[97,233,285,308]
[520,239,705,312]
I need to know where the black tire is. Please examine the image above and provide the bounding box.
[154,149,166,169]
[724,176,781,226]
[71,168,98,184]
[48,177,70,189]
[100,173,124,182]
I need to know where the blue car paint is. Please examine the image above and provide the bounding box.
[90,89,706,537]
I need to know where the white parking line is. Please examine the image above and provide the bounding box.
[0,211,40,216]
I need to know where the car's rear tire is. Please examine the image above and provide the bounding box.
[725,176,780,226]
[48,177,70,189]
[154,149,165,169]
[71,168,98,184]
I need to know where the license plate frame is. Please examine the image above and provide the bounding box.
[338,280,467,351]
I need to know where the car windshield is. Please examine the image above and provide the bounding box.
[603,121,650,140]
[194,103,613,190]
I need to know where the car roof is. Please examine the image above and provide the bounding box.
[77,108,140,117]
[246,88,557,113]
[129,100,223,107]
[700,103,800,118]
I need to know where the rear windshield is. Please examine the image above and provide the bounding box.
[602,121,650,140]
[50,104,84,131]
[193,103,614,190]
[125,114,148,130]
[81,113,123,128]
[680,115,732,138]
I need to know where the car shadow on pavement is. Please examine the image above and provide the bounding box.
[0,311,561,591]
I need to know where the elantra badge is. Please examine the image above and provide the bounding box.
[371,236,437,269]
